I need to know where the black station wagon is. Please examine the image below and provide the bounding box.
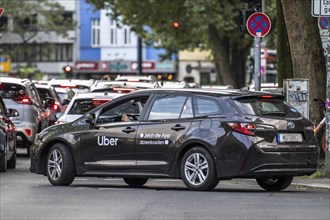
[30,88,319,191]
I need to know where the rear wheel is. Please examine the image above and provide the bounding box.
[46,143,75,186]
[0,153,7,172]
[181,147,219,191]
[7,151,17,169]
[256,176,294,191]
[123,178,148,188]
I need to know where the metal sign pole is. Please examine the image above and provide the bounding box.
[254,36,262,91]
[325,17,330,177]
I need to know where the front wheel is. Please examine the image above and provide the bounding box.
[123,178,148,187]
[46,143,75,186]
[7,151,16,169]
[256,176,294,191]
[181,147,219,191]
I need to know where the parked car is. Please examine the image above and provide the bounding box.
[55,92,124,124]
[0,95,19,172]
[35,84,64,125]
[30,88,318,191]
[0,77,52,155]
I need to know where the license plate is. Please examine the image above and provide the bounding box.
[277,133,303,143]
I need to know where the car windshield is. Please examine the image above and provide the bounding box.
[233,98,301,118]
[0,83,27,99]
[68,98,111,114]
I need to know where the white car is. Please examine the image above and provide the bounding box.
[55,92,124,124]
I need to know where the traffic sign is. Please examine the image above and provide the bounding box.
[260,47,268,59]
[312,0,330,17]
[318,17,328,29]
[246,12,271,38]
[0,8,4,17]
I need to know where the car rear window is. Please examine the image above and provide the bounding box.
[233,98,301,118]
[0,83,27,99]
[68,98,111,114]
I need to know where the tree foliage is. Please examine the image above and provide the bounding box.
[2,0,76,43]
[89,0,253,87]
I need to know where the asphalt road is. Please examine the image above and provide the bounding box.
[1,154,329,220]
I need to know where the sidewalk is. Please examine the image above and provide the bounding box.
[293,176,330,189]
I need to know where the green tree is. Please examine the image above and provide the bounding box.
[1,0,76,68]
[276,0,293,87]
[89,0,253,88]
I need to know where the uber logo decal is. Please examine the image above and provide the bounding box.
[98,136,118,146]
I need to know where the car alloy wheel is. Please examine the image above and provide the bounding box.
[181,147,219,191]
[46,143,75,186]
[48,149,63,181]
[184,153,209,186]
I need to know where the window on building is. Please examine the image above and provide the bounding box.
[91,19,100,47]
[109,19,117,45]
[3,44,73,62]
[15,14,37,31]
[123,28,131,45]
[0,16,8,31]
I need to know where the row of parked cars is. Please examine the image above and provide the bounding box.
[0,75,190,172]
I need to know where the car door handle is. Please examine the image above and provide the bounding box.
[171,124,186,131]
[122,127,136,133]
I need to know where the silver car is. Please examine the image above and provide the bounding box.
[0,77,51,155]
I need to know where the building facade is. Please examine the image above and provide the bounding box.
[75,0,177,81]
[0,0,78,79]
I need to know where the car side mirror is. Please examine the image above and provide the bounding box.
[7,108,19,117]
[84,113,95,125]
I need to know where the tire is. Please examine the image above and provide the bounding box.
[46,143,75,186]
[7,152,16,169]
[256,176,294,191]
[123,178,148,188]
[180,147,219,191]
[0,153,7,172]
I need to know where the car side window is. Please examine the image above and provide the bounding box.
[148,94,190,120]
[96,96,149,123]
[30,85,43,107]
[194,97,222,117]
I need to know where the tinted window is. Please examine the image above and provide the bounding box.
[194,97,222,116]
[0,83,27,99]
[148,95,188,120]
[37,88,52,101]
[69,99,111,114]
[233,98,301,118]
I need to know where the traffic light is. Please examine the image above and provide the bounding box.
[240,0,262,34]
[63,65,73,79]
[173,21,180,29]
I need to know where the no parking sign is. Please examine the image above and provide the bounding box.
[247,12,271,38]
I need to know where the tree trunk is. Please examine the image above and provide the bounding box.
[276,0,293,87]
[281,0,326,124]
[208,24,237,88]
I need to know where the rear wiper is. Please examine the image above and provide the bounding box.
[261,112,286,116]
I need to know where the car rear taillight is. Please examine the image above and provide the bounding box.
[228,122,256,136]
[25,129,32,137]
[53,103,59,111]
[15,97,32,105]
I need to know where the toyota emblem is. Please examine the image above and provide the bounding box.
[287,122,295,129]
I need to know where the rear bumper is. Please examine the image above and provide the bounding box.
[241,144,319,177]
[15,123,37,148]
